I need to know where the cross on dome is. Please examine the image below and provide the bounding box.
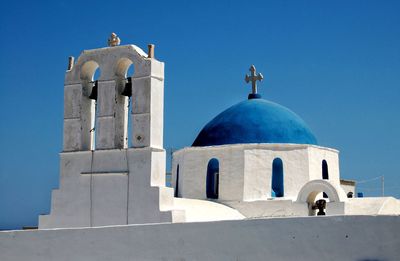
[245,65,263,99]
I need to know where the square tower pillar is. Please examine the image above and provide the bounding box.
[63,83,93,151]
[131,62,164,149]
[95,80,128,150]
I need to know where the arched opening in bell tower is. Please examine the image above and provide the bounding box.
[115,58,135,148]
[80,60,100,150]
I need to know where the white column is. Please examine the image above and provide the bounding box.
[131,60,164,149]
[96,80,128,150]
[63,83,93,151]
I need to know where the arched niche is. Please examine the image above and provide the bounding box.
[206,158,219,199]
[174,164,180,197]
[322,160,329,180]
[322,160,329,198]
[271,158,284,197]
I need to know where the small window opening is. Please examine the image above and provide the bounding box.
[174,165,180,197]
[271,158,284,197]
[206,158,219,199]
[322,160,329,198]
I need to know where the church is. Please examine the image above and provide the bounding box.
[1,34,399,261]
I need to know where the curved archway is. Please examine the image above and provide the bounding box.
[206,158,219,199]
[80,60,100,82]
[296,180,347,216]
[296,180,346,203]
[80,60,100,98]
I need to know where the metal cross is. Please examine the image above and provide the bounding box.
[245,65,263,94]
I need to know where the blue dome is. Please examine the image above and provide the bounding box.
[192,98,317,147]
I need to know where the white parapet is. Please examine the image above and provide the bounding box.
[3,216,400,261]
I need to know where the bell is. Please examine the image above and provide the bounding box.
[89,80,98,100]
[315,199,326,216]
[121,77,132,97]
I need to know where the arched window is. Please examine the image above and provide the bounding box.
[174,165,180,197]
[322,160,329,198]
[271,158,284,197]
[206,158,219,199]
[322,160,329,180]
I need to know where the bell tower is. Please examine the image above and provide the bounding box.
[39,34,184,229]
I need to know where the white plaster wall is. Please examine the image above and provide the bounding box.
[131,75,164,149]
[40,148,177,229]
[345,197,400,215]
[173,198,244,222]
[96,80,127,150]
[225,199,309,218]
[173,146,245,201]
[63,82,93,151]
[243,146,310,200]
[173,144,337,202]
[91,173,128,226]
[308,146,340,183]
[2,216,400,261]
[341,183,356,197]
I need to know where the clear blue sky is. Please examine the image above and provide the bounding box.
[1,0,399,229]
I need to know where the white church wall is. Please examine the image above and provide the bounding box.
[40,151,93,228]
[40,148,177,229]
[242,146,310,200]
[340,180,356,197]
[225,200,309,218]
[173,146,245,201]
[91,173,128,226]
[173,198,245,222]
[243,149,271,200]
[173,144,339,203]
[345,197,400,215]
[4,216,400,261]
[308,146,340,183]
